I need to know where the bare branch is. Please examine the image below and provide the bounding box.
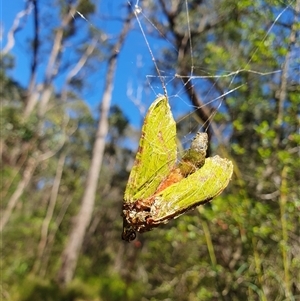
[60,38,98,102]
[38,3,79,117]
[2,3,32,55]
[24,0,40,116]
[274,0,300,146]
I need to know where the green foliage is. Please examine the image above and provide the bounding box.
[19,278,61,301]
[13,275,144,301]
[1,106,38,143]
[99,274,142,301]
[17,277,101,301]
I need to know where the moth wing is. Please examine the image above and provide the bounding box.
[124,96,177,202]
[152,156,233,221]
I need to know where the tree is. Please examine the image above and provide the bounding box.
[56,10,133,285]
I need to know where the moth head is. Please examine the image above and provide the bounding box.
[122,221,136,242]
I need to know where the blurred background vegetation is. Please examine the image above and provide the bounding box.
[1,0,299,300]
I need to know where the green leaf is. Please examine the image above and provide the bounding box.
[122,96,233,242]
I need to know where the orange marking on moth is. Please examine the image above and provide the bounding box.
[134,167,183,210]
[134,142,144,167]
[154,167,184,194]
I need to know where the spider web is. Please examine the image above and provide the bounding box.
[128,0,296,147]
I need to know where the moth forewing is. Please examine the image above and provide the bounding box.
[123,96,177,202]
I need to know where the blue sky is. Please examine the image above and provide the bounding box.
[2,0,193,130]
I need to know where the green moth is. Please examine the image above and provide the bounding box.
[122,96,233,242]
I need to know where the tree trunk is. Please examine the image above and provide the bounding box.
[32,151,66,274]
[56,12,132,285]
[25,4,78,118]
[0,157,37,232]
